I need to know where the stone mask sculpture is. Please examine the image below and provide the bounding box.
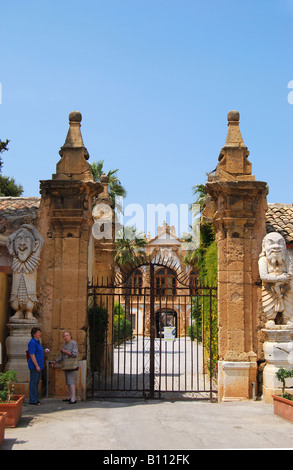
[6,224,44,321]
[258,232,293,328]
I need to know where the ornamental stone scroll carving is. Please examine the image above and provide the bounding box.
[6,224,44,321]
[258,232,293,328]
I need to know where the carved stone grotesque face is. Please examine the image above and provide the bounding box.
[13,229,36,262]
[263,233,286,269]
[6,224,44,321]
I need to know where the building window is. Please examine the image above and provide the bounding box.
[155,268,176,295]
[131,269,143,295]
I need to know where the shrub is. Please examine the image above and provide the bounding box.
[0,370,17,403]
[276,367,293,397]
[188,302,202,343]
[114,302,132,345]
[88,304,108,372]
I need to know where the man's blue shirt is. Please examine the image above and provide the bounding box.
[28,337,44,370]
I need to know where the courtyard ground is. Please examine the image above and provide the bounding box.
[1,397,293,451]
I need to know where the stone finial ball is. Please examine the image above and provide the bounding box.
[227,110,240,122]
[100,173,109,183]
[69,111,82,122]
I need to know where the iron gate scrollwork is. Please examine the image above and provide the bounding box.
[87,256,217,401]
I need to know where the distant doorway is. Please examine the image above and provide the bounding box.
[156,309,177,338]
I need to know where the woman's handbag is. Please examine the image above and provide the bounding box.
[62,357,79,371]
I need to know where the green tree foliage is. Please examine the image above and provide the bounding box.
[91,160,127,203]
[114,226,147,319]
[88,302,132,372]
[185,182,218,376]
[0,175,23,197]
[276,368,293,398]
[0,369,17,403]
[188,302,203,343]
[113,302,132,345]
[0,139,10,171]
[0,139,23,196]
[114,226,147,268]
[88,304,108,372]
[190,183,207,212]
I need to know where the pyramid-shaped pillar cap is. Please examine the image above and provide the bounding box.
[62,111,85,149]
[224,110,246,148]
[53,110,94,181]
[215,110,254,180]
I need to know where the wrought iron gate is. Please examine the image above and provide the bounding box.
[87,259,217,400]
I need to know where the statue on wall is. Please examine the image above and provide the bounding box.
[6,224,44,321]
[259,232,293,328]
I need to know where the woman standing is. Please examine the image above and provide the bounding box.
[51,331,79,404]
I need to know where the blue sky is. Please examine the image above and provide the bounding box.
[0,0,292,235]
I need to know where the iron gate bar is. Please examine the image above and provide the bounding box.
[149,263,155,399]
[209,287,213,398]
[87,265,217,401]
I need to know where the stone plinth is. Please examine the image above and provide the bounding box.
[5,321,40,397]
[218,360,257,401]
[262,327,293,403]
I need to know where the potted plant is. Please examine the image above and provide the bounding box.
[272,367,293,423]
[0,412,7,446]
[0,370,24,428]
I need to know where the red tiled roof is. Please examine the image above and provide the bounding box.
[0,197,40,233]
[266,203,293,244]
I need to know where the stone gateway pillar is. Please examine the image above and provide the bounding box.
[37,111,103,398]
[205,111,268,401]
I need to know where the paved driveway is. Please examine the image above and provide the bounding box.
[91,336,216,399]
[1,398,293,451]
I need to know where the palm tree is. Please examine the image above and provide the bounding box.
[183,181,211,269]
[114,226,147,269]
[190,183,207,213]
[91,160,127,203]
[114,226,147,319]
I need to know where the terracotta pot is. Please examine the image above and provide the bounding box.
[272,394,293,423]
[0,412,7,445]
[0,395,25,428]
